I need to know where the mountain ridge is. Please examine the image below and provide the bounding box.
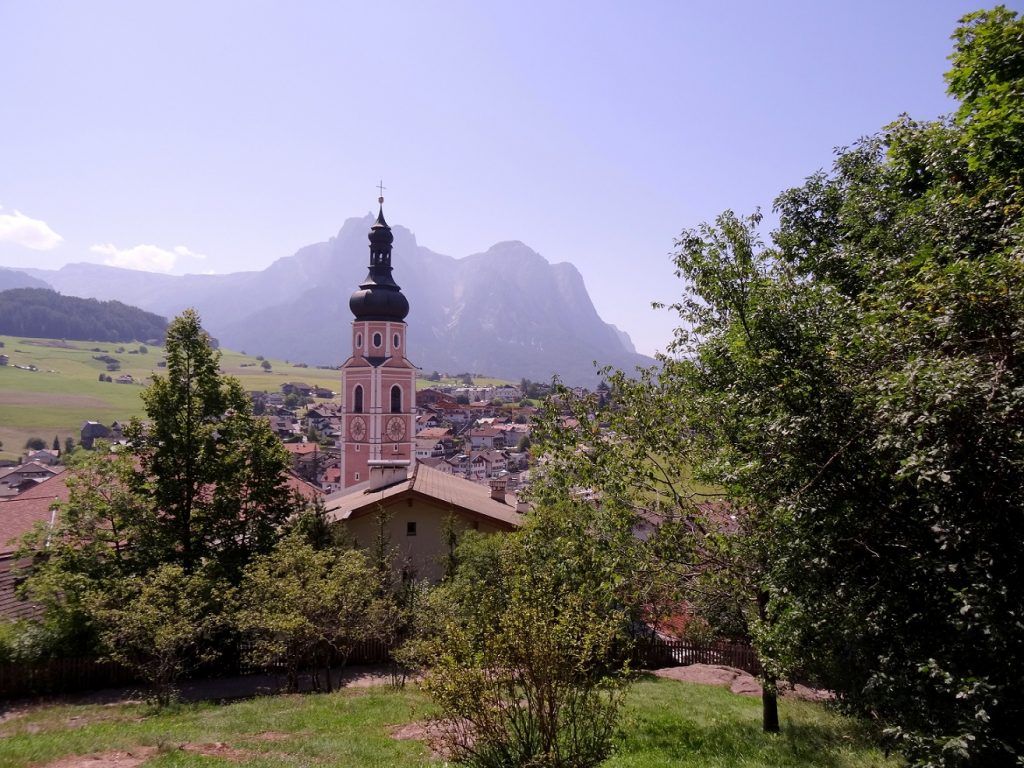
[17,215,652,385]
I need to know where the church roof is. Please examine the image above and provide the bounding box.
[323,461,523,530]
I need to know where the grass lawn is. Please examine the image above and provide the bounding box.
[0,676,901,768]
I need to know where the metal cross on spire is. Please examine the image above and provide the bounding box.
[377,180,386,204]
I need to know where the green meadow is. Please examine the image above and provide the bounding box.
[0,336,343,462]
[0,335,517,462]
[0,676,899,768]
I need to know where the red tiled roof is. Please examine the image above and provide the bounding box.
[0,473,70,555]
[283,471,324,502]
[283,442,322,455]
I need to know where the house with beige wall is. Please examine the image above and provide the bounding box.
[324,460,523,582]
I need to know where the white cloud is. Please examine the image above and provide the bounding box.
[0,205,64,250]
[173,245,206,260]
[89,242,208,273]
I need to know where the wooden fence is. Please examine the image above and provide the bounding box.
[635,637,762,676]
[0,657,136,699]
[1,640,394,700]
[2,638,761,700]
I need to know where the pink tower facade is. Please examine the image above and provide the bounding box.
[339,201,417,489]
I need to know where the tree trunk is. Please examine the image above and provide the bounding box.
[761,683,780,733]
[757,589,780,733]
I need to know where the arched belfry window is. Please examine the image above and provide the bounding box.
[391,384,402,413]
[354,385,363,413]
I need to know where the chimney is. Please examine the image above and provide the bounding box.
[489,477,508,502]
[368,460,410,491]
[515,496,530,514]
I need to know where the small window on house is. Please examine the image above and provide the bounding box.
[393,333,400,349]
[355,444,360,452]
[355,472,360,481]
[391,385,402,413]
[407,521,417,536]
[393,443,400,452]
[354,385,363,413]
[356,333,363,348]
[373,332,382,347]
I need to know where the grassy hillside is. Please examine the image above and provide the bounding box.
[0,335,343,462]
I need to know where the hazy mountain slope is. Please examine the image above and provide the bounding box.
[18,215,652,385]
[0,267,50,292]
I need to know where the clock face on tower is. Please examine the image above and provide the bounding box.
[386,415,406,442]
[350,416,366,442]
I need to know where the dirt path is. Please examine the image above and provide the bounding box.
[651,664,834,701]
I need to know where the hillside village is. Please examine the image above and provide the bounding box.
[0,377,588,504]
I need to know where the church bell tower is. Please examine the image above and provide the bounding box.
[339,193,417,489]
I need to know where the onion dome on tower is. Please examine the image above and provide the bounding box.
[348,198,410,321]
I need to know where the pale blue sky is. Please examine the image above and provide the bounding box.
[0,1,1004,355]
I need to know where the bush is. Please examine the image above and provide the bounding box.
[418,506,635,768]
[87,564,225,706]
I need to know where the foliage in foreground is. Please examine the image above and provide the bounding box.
[16,309,294,690]
[86,563,225,706]
[235,531,381,692]
[415,504,636,768]
[536,8,1024,766]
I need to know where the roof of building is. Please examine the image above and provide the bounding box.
[0,462,65,482]
[0,472,70,555]
[324,462,522,529]
[283,471,325,502]
[416,426,453,439]
[282,442,325,456]
[471,449,506,464]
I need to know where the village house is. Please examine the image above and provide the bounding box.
[266,414,299,439]
[24,449,60,466]
[415,426,455,454]
[0,472,70,620]
[304,403,342,434]
[324,461,522,582]
[467,426,506,451]
[415,438,446,460]
[416,388,457,407]
[418,456,453,475]
[429,400,473,426]
[491,384,522,402]
[79,421,110,449]
[415,410,444,431]
[469,449,507,481]
[281,382,314,397]
[0,463,66,499]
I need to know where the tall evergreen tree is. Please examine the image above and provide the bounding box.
[126,309,291,581]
